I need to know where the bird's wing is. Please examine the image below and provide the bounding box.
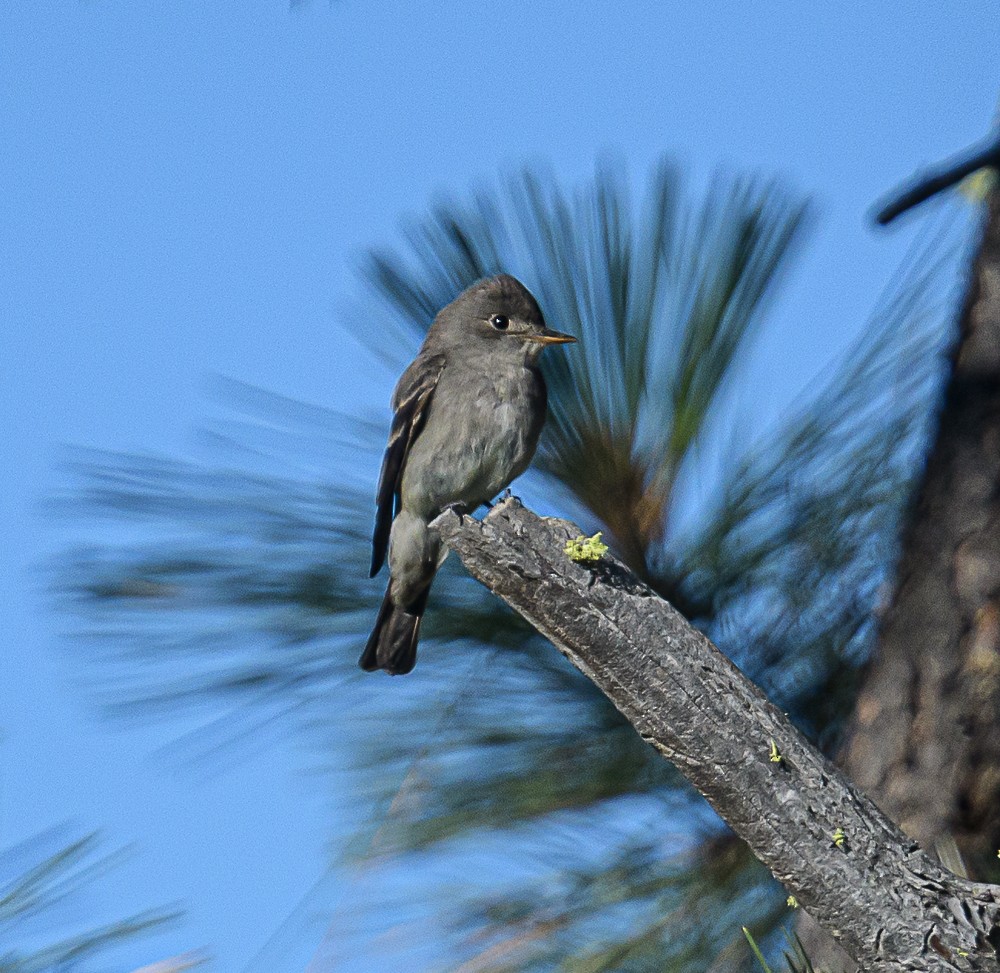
[369,353,447,578]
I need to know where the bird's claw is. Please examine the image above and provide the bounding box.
[483,488,514,511]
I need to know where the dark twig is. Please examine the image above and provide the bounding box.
[875,132,1000,225]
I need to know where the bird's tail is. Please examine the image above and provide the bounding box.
[360,584,431,676]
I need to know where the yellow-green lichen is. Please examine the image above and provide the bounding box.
[768,740,783,764]
[831,828,846,848]
[564,532,609,564]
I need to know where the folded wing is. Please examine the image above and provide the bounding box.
[369,354,446,578]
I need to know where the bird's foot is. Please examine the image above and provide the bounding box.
[483,489,517,514]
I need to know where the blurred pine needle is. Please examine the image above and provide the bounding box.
[0,829,177,973]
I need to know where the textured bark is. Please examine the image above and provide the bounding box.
[435,499,1000,972]
[801,186,1000,971]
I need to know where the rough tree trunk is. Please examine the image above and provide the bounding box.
[847,186,1000,862]
[801,183,1000,971]
[434,499,1000,973]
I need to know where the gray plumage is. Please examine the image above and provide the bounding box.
[362,274,575,675]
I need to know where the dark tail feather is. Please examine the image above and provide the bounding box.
[360,585,430,675]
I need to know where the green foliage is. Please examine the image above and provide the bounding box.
[54,163,970,970]
[743,926,818,973]
[743,926,775,973]
[0,830,176,973]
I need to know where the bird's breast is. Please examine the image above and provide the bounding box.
[400,366,545,516]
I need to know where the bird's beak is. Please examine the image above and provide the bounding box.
[526,329,577,345]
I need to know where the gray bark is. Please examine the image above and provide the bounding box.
[434,499,1000,973]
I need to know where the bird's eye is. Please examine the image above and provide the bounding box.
[489,314,510,331]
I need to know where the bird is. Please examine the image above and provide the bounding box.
[361,274,576,675]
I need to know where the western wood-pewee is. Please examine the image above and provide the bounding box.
[362,274,575,675]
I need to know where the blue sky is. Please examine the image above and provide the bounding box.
[1,1,998,970]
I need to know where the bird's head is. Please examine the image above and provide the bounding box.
[428,274,576,363]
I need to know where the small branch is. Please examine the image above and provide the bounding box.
[434,499,1000,972]
[874,132,1000,225]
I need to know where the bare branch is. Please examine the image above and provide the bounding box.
[435,499,1000,972]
